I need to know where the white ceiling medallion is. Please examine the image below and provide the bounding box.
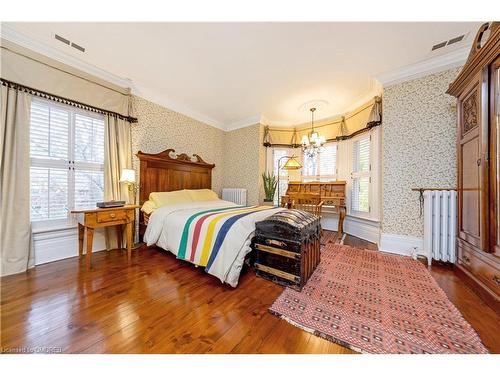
[298,99,330,113]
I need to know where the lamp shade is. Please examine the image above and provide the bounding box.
[301,135,309,146]
[119,168,136,183]
[282,157,302,170]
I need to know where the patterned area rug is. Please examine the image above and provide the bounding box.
[269,244,488,354]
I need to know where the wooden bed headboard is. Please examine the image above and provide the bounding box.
[136,149,215,240]
[136,148,215,205]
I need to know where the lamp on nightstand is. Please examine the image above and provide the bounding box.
[120,168,137,205]
[119,168,142,248]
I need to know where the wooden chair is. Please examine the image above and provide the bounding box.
[288,193,323,218]
[280,195,293,209]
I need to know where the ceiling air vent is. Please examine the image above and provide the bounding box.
[71,42,85,52]
[431,33,467,52]
[54,34,85,53]
[54,34,70,45]
[431,41,447,51]
[447,34,465,45]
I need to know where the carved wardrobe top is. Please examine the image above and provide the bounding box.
[447,22,500,97]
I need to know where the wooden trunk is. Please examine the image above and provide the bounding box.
[447,22,500,313]
[253,209,321,290]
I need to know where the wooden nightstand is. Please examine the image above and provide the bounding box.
[71,205,140,269]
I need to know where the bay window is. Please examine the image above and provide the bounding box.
[297,128,380,220]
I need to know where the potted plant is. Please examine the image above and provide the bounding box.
[262,171,277,206]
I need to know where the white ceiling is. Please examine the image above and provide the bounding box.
[2,22,481,130]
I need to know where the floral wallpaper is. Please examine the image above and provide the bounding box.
[223,124,264,205]
[131,96,225,195]
[382,67,461,237]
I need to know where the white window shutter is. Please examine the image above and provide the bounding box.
[29,100,69,160]
[319,144,337,180]
[74,170,104,210]
[74,114,105,163]
[29,98,105,221]
[30,167,69,220]
[351,136,371,213]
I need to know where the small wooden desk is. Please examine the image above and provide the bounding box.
[71,205,140,269]
[282,181,347,234]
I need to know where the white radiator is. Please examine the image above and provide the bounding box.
[423,190,457,265]
[222,188,247,206]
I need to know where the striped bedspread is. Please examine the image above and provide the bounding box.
[144,200,283,287]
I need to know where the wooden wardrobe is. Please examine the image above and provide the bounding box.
[447,22,500,313]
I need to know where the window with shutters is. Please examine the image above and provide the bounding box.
[272,148,290,205]
[351,135,371,214]
[30,98,105,222]
[302,143,337,182]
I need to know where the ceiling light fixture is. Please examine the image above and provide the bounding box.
[301,107,326,158]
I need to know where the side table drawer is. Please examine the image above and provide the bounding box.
[97,210,127,223]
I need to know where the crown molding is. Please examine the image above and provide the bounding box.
[224,115,262,131]
[375,46,468,87]
[0,24,134,89]
[131,84,225,131]
[2,23,468,132]
[0,24,227,131]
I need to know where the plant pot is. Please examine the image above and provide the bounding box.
[262,200,274,206]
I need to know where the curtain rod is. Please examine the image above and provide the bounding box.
[1,45,130,97]
[0,78,138,123]
[263,122,380,147]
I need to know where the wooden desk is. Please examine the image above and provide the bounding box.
[71,205,140,269]
[283,181,346,234]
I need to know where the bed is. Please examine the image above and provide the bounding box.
[137,149,284,287]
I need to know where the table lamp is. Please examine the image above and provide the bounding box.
[120,168,136,204]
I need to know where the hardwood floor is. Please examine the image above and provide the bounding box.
[0,233,498,354]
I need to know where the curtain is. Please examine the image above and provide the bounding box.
[263,96,382,147]
[104,115,133,249]
[0,85,33,276]
[1,40,132,118]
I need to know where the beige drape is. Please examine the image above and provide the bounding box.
[0,85,33,276]
[263,96,382,146]
[104,115,133,249]
[1,39,132,118]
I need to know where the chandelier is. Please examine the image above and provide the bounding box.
[301,107,326,158]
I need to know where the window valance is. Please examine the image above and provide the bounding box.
[263,96,382,147]
[0,39,136,123]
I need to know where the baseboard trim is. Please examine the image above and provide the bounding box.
[33,226,107,265]
[322,214,380,244]
[379,233,424,257]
